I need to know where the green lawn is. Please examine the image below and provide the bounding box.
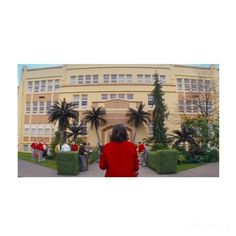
[177,163,204,172]
[18,152,57,170]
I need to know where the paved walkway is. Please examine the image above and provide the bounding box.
[18,159,219,177]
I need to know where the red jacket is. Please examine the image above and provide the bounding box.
[31,142,37,149]
[99,141,139,177]
[37,143,44,151]
[138,143,145,153]
[71,143,79,151]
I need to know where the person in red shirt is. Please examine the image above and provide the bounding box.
[99,124,139,177]
[37,140,44,162]
[138,141,145,166]
[71,141,79,152]
[30,140,38,160]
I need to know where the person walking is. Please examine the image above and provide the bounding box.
[30,140,38,160]
[79,142,87,171]
[99,124,139,177]
[143,143,150,167]
[37,140,44,162]
[138,141,145,166]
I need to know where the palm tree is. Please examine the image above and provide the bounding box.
[67,123,86,142]
[83,107,107,144]
[171,124,199,150]
[48,98,79,144]
[126,103,151,143]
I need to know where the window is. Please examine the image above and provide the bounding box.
[23,145,29,152]
[110,94,117,99]
[137,74,144,83]
[38,128,44,136]
[93,75,99,84]
[24,125,30,136]
[186,100,192,113]
[39,101,45,114]
[127,94,133,100]
[34,81,40,92]
[177,78,183,91]
[149,123,153,137]
[148,95,154,108]
[32,102,38,114]
[126,74,132,83]
[103,74,109,83]
[27,81,33,93]
[207,101,213,113]
[159,75,166,84]
[118,74,125,83]
[85,75,91,84]
[54,79,60,90]
[118,94,125,99]
[25,102,31,114]
[111,74,117,83]
[198,79,204,91]
[78,75,84,84]
[81,95,88,107]
[192,100,198,113]
[184,79,190,91]
[205,80,211,91]
[145,75,151,84]
[31,128,37,136]
[70,76,77,84]
[47,80,53,91]
[45,128,50,136]
[41,80,46,92]
[178,100,184,113]
[191,80,197,92]
[101,94,108,100]
[46,101,51,113]
[73,95,79,108]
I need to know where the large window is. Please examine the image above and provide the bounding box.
[46,101,51,113]
[34,81,40,92]
[111,74,117,83]
[23,145,29,152]
[148,95,154,108]
[184,79,190,91]
[191,80,197,92]
[186,100,192,113]
[127,94,134,100]
[27,81,33,93]
[126,74,132,83]
[81,95,88,107]
[118,74,125,83]
[137,74,144,83]
[24,125,30,136]
[73,95,79,108]
[192,100,198,113]
[198,79,204,91]
[85,75,91,84]
[159,75,166,85]
[178,100,184,113]
[25,102,31,114]
[93,75,99,84]
[41,80,46,92]
[54,79,60,90]
[47,80,53,91]
[70,76,77,84]
[78,75,84,84]
[38,128,44,136]
[39,101,45,114]
[205,80,211,91]
[101,94,108,100]
[110,94,117,99]
[31,128,37,136]
[145,75,151,84]
[177,78,182,91]
[32,102,38,114]
[103,74,109,83]
[118,94,125,99]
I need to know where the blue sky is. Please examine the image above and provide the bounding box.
[17,64,218,84]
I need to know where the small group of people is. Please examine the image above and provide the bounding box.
[55,141,93,172]
[137,141,150,167]
[31,139,50,162]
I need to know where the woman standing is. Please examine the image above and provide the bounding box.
[99,124,139,177]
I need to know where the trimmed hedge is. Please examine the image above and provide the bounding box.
[89,148,99,164]
[148,150,178,174]
[57,152,79,176]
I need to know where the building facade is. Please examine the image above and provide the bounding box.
[18,64,219,152]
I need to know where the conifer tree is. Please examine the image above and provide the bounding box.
[152,73,168,146]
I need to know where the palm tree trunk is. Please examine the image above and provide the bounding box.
[95,128,101,144]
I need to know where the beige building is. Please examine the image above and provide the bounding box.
[18,64,219,152]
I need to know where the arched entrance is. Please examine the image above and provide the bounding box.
[101,124,133,144]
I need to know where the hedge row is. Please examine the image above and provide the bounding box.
[89,148,99,164]
[148,150,178,174]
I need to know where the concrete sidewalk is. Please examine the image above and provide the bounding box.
[18,159,219,177]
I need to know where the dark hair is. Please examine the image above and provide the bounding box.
[110,124,128,142]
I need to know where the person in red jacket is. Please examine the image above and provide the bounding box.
[37,140,44,162]
[71,141,79,152]
[138,141,145,165]
[99,124,139,177]
[31,140,38,160]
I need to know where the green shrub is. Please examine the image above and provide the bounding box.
[151,143,167,151]
[57,152,79,176]
[148,150,178,174]
[89,148,99,164]
[204,149,219,162]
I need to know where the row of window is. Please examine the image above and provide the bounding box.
[27,79,60,93]
[177,78,212,92]
[24,124,55,137]
[72,95,88,108]
[101,93,134,100]
[25,101,53,114]
[70,74,166,85]
[178,100,213,113]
